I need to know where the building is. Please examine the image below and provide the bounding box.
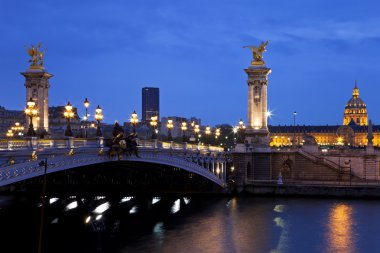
[142,87,159,123]
[343,83,368,126]
[269,84,380,147]
[49,106,81,137]
[0,106,25,137]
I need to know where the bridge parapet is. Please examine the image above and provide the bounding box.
[0,138,227,188]
[0,138,224,153]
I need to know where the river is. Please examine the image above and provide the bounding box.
[1,194,379,253]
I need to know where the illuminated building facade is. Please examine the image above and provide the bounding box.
[269,84,379,147]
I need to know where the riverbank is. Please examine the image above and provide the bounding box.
[240,183,380,198]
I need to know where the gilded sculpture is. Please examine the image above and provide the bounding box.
[26,43,46,69]
[244,40,269,65]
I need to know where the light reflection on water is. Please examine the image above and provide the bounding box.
[326,203,356,253]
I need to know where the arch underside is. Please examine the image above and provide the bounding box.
[0,154,224,187]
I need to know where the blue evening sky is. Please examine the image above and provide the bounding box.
[1,0,380,126]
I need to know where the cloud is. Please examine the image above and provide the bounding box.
[256,18,380,43]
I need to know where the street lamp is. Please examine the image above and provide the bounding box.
[215,128,221,139]
[130,110,138,134]
[25,98,39,136]
[94,105,103,137]
[6,129,14,138]
[167,119,173,141]
[83,98,90,138]
[181,122,187,142]
[194,124,200,143]
[150,115,158,139]
[293,111,297,148]
[64,102,75,137]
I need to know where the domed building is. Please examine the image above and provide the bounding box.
[343,83,368,126]
[269,82,380,147]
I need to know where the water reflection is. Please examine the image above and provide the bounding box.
[93,202,110,214]
[1,195,374,253]
[64,200,78,211]
[327,203,356,253]
[129,205,138,214]
[170,199,180,214]
[271,203,289,253]
[152,197,161,205]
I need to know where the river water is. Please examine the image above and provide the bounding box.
[1,195,380,253]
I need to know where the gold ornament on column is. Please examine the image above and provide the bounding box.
[243,40,269,66]
[25,43,47,69]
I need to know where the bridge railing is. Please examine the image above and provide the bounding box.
[0,138,224,154]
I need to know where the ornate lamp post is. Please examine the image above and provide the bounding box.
[95,105,103,137]
[205,126,211,135]
[130,110,138,134]
[25,98,39,136]
[181,122,187,142]
[64,102,75,137]
[150,115,158,139]
[11,122,24,137]
[293,111,297,148]
[167,119,173,141]
[194,124,200,143]
[83,98,90,138]
[204,125,211,144]
[237,119,246,143]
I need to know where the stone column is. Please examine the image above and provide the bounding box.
[245,66,271,150]
[21,68,52,135]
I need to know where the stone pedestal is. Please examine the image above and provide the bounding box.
[28,136,38,150]
[366,143,375,154]
[67,137,74,148]
[97,137,104,148]
[234,143,247,152]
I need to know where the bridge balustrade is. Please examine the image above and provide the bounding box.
[0,138,227,188]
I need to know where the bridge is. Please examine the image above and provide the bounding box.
[0,137,228,188]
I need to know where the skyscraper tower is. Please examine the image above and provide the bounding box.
[142,87,160,123]
[21,43,52,134]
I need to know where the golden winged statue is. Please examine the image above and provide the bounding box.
[244,40,269,65]
[26,43,46,69]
